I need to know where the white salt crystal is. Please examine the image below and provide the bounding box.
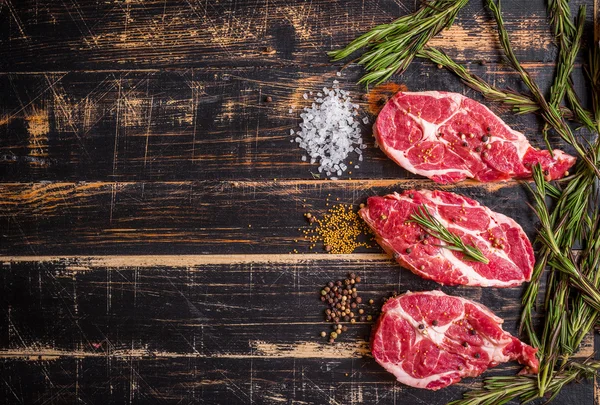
[336,71,342,77]
[362,117,369,124]
[290,79,367,178]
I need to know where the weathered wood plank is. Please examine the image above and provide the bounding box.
[5,356,591,405]
[0,65,585,182]
[0,0,597,403]
[0,257,594,404]
[0,180,536,255]
[0,0,586,72]
[0,257,528,358]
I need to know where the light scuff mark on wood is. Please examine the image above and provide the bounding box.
[429,16,552,57]
[0,340,369,360]
[25,108,49,163]
[251,340,370,358]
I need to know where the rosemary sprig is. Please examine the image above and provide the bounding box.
[548,3,596,133]
[449,358,600,405]
[418,47,540,114]
[328,0,469,86]
[589,41,600,132]
[409,205,489,264]
[548,0,576,40]
[549,6,585,111]
[526,165,600,313]
[417,47,588,123]
[487,0,600,177]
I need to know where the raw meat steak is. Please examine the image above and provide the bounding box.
[371,290,539,390]
[359,189,534,287]
[374,91,576,184]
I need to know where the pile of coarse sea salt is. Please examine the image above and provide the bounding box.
[290,79,368,179]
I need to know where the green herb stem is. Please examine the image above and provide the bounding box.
[487,0,600,178]
[409,205,489,264]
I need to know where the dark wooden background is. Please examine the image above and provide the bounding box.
[1,0,599,403]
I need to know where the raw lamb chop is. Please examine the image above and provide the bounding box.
[359,189,534,287]
[374,91,576,184]
[371,290,539,390]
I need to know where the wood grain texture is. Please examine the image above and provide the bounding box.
[1,0,598,403]
[0,0,587,72]
[0,64,584,182]
[0,257,594,404]
[0,180,536,255]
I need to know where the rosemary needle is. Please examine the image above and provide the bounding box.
[409,205,489,264]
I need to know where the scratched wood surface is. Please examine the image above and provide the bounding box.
[0,0,599,404]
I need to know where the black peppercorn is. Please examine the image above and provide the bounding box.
[432,320,438,326]
[481,135,489,142]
